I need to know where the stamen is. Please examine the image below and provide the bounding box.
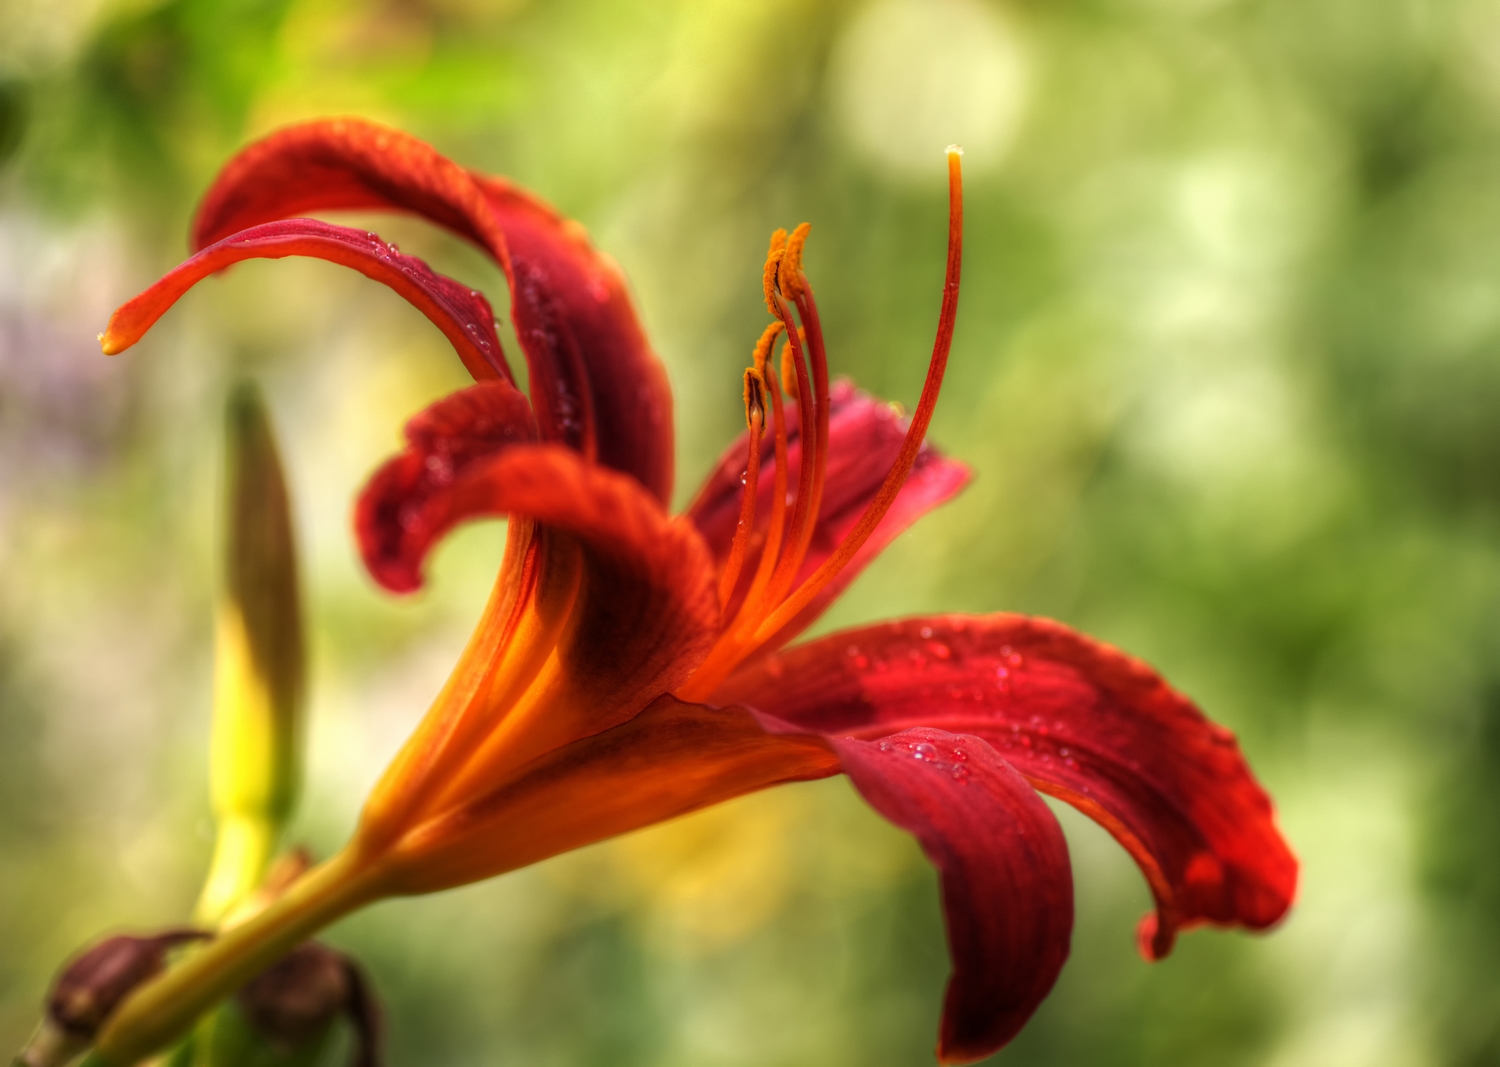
[729,348,791,631]
[764,275,818,611]
[717,368,766,612]
[781,255,832,597]
[752,146,963,645]
[778,332,803,400]
[751,320,785,375]
[779,222,811,301]
[762,229,788,315]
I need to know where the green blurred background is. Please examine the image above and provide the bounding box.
[4,0,1499,1063]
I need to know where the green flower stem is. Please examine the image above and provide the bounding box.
[91,849,384,1067]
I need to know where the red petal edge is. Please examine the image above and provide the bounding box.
[102,219,511,383]
[719,614,1298,960]
[356,381,537,593]
[829,727,1072,1063]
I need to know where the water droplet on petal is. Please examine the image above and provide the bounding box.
[950,765,970,782]
[912,742,938,761]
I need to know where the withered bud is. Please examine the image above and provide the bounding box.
[48,930,208,1040]
[238,943,383,1067]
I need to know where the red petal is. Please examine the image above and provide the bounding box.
[379,695,840,894]
[688,380,970,643]
[828,727,1072,1063]
[355,381,537,593]
[191,118,506,260]
[190,119,674,503]
[717,614,1298,959]
[357,443,718,772]
[470,175,674,506]
[101,219,511,383]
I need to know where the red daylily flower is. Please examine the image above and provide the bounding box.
[98,119,1296,1065]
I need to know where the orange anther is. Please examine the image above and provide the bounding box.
[762,229,788,314]
[743,366,766,428]
[778,333,802,401]
[779,223,810,301]
[751,320,785,376]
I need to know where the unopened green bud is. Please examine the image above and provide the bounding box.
[197,384,306,925]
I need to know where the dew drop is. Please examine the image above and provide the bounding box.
[912,742,938,761]
[950,765,970,782]
[951,748,968,762]
[878,741,894,753]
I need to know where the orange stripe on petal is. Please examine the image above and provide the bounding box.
[377,696,840,894]
[352,445,719,845]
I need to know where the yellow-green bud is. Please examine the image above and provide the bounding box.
[197,384,306,925]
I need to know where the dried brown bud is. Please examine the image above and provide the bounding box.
[237,943,383,1067]
[47,930,208,1041]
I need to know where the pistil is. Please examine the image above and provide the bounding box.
[717,366,767,613]
[750,147,963,646]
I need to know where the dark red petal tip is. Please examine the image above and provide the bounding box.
[832,728,1073,1063]
[103,219,512,383]
[356,381,537,594]
[719,614,1298,959]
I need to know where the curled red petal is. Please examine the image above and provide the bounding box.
[717,614,1298,959]
[191,118,506,259]
[190,119,674,503]
[101,219,511,383]
[356,443,718,775]
[355,381,537,594]
[828,728,1072,1063]
[380,695,840,894]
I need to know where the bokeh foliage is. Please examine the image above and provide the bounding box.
[3,0,1500,1063]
